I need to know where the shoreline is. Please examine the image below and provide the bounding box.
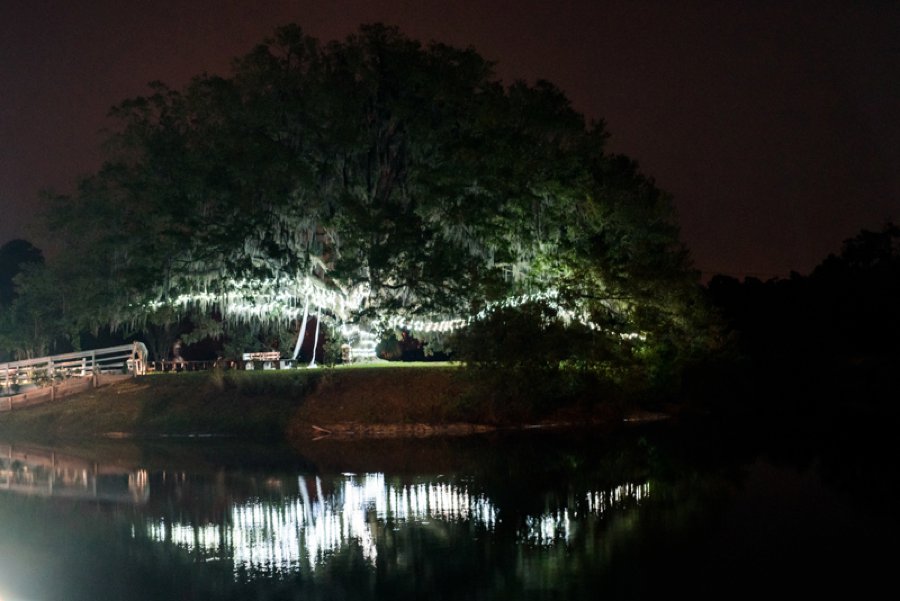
[0,365,632,442]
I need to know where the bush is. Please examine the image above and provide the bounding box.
[451,302,574,370]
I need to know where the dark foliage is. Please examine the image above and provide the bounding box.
[0,239,43,306]
[707,223,900,361]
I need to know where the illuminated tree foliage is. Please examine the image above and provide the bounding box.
[43,24,707,373]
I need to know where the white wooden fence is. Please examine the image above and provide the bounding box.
[1,343,146,399]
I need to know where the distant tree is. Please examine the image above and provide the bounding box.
[0,240,48,360]
[0,239,43,306]
[0,263,66,359]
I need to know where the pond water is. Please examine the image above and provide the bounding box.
[0,423,893,600]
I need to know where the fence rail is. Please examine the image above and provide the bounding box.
[149,360,218,372]
[1,344,144,397]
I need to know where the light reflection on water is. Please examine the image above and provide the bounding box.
[523,482,651,546]
[2,430,890,600]
[141,472,649,578]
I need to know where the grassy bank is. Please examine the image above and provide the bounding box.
[0,371,301,440]
[0,363,623,441]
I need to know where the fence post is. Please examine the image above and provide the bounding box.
[50,358,56,397]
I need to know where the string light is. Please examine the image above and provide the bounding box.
[144,277,645,344]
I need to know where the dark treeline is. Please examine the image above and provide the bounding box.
[697,223,900,418]
[708,223,900,360]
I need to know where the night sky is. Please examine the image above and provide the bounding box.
[2,0,898,279]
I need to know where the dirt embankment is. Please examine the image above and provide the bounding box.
[0,365,628,441]
[285,367,492,438]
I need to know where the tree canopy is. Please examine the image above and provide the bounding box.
[29,24,705,375]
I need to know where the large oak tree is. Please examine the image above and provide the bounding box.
[40,24,707,373]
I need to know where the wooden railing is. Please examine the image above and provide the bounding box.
[1,344,143,398]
